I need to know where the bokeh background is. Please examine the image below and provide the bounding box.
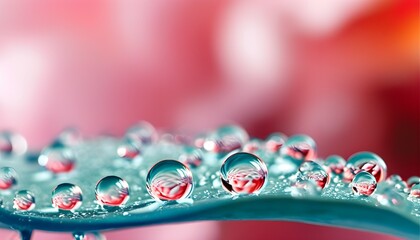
[0,0,418,239]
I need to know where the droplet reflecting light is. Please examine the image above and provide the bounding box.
[95,176,130,207]
[13,190,35,211]
[351,172,377,196]
[52,183,83,211]
[0,167,18,190]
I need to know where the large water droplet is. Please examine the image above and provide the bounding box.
[38,145,76,173]
[351,171,377,196]
[178,146,203,168]
[280,135,316,162]
[146,160,193,201]
[95,176,130,207]
[344,152,387,183]
[125,121,157,145]
[0,131,27,155]
[265,132,287,153]
[13,190,35,211]
[220,152,267,195]
[297,161,329,189]
[0,167,18,190]
[324,155,346,175]
[203,125,249,153]
[52,183,83,211]
[117,140,141,160]
[409,183,420,198]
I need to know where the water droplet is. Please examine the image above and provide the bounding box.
[203,125,249,153]
[57,127,82,146]
[0,131,27,155]
[297,161,329,189]
[38,145,76,173]
[386,175,408,193]
[52,183,83,211]
[242,139,262,154]
[375,183,410,209]
[290,180,321,197]
[220,152,267,195]
[407,176,420,187]
[409,184,420,198]
[0,167,18,190]
[279,135,316,161]
[265,132,287,153]
[73,232,86,240]
[178,146,203,168]
[146,160,193,201]
[13,190,35,211]
[117,140,141,160]
[95,176,130,207]
[351,172,377,196]
[324,155,346,175]
[344,152,387,183]
[193,133,207,148]
[125,121,157,145]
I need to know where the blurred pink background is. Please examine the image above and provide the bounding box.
[0,0,418,239]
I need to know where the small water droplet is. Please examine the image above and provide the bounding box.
[351,172,377,196]
[203,125,249,153]
[193,133,207,148]
[178,146,203,168]
[0,131,27,155]
[324,155,346,175]
[73,232,86,240]
[13,190,35,211]
[146,160,193,201]
[279,135,316,162]
[57,127,82,146]
[38,145,76,173]
[297,161,329,189]
[52,183,83,211]
[220,152,267,195]
[117,140,141,160]
[0,167,18,190]
[375,184,410,209]
[409,184,420,198]
[95,176,130,207]
[290,180,321,197]
[407,176,420,187]
[344,152,387,183]
[265,132,287,153]
[125,121,157,145]
[386,175,408,193]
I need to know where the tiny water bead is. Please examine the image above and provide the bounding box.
[290,180,321,197]
[95,176,130,206]
[0,167,18,190]
[296,161,329,189]
[178,146,203,168]
[117,140,141,160]
[344,152,387,183]
[265,132,287,153]
[324,155,346,175]
[52,183,83,211]
[280,135,316,161]
[125,121,157,145]
[220,152,268,195]
[203,125,249,153]
[0,131,27,155]
[13,190,35,211]
[351,172,377,196]
[146,160,193,201]
[38,145,76,173]
[73,232,106,240]
[386,175,408,193]
[409,184,420,198]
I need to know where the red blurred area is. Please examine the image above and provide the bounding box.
[0,0,418,239]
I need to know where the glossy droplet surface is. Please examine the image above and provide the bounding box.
[407,176,420,187]
[220,152,268,195]
[117,140,141,160]
[146,160,193,201]
[0,167,18,190]
[0,131,27,155]
[409,184,420,198]
[95,176,130,206]
[297,161,329,189]
[242,139,262,154]
[386,175,408,193]
[351,172,377,196]
[324,155,346,175]
[265,132,287,153]
[13,190,35,211]
[375,184,410,209]
[52,183,83,211]
[203,125,249,153]
[344,152,387,183]
[178,146,203,168]
[38,146,76,173]
[280,135,316,161]
[125,121,157,145]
